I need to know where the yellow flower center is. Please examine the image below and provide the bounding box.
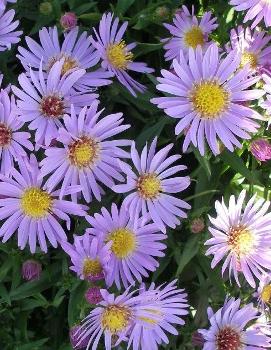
[184,26,205,49]
[228,225,254,258]
[21,187,52,218]
[68,136,99,168]
[240,51,258,69]
[137,173,161,199]
[107,228,136,259]
[261,285,271,304]
[82,258,102,278]
[106,40,133,69]
[190,80,229,119]
[47,54,79,76]
[101,305,131,334]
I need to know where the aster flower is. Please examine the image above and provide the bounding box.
[261,74,271,118]
[90,12,154,96]
[70,325,90,350]
[61,232,111,282]
[78,285,181,350]
[254,274,271,310]
[205,190,271,288]
[162,5,217,61]
[113,138,191,233]
[12,59,97,147]
[229,0,271,29]
[128,280,189,350]
[17,26,112,90]
[250,138,271,162]
[151,44,265,155]
[0,7,22,51]
[0,89,33,175]
[0,154,86,253]
[40,102,131,202]
[87,203,167,289]
[226,25,271,74]
[198,297,271,349]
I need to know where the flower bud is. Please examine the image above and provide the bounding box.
[190,217,205,234]
[60,12,77,31]
[21,260,42,281]
[85,286,102,304]
[39,2,53,15]
[251,139,271,162]
[192,331,204,347]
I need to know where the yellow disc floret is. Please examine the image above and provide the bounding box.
[107,228,136,259]
[228,225,254,258]
[82,258,102,278]
[137,173,161,199]
[68,136,99,168]
[21,187,52,218]
[190,80,229,119]
[106,40,133,69]
[240,51,258,69]
[184,26,205,49]
[261,285,271,304]
[101,305,131,333]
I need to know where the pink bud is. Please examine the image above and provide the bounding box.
[190,218,205,234]
[251,139,271,162]
[60,12,77,31]
[85,286,102,304]
[21,260,42,281]
[192,331,204,347]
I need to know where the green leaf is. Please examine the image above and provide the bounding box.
[15,338,49,350]
[116,0,135,15]
[176,236,200,276]
[68,280,86,326]
[193,146,211,179]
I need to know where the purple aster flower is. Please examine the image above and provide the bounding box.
[85,286,103,305]
[254,274,271,310]
[86,203,166,289]
[0,89,33,175]
[17,26,112,90]
[198,297,271,349]
[90,12,154,96]
[162,5,218,61]
[250,138,271,162]
[0,154,86,253]
[12,59,97,147]
[40,102,130,202]
[151,44,265,155]
[226,25,271,73]
[113,138,191,233]
[78,286,176,350]
[261,74,271,117]
[0,7,21,51]
[21,259,42,281]
[229,0,271,29]
[205,190,271,288]
[127,280,189,350]
[61,232,111,282]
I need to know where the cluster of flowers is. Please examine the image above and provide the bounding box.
[0,0,271,349]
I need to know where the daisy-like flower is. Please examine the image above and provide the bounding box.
[254,274,271,310]
[0,154,86,253]
[162,5,217,61]
[226,25,271,73]
[0,89,33,175]
[40,102,131,203]
[128,280,189,350]
[12,59,98,147]
[91,12,154,96]
[205,190,271,288]
[78,287,162,350]
[229,0,271,29]
[17,26,112,90]
[86,203,167,289]
[151,44,265,155]
[198,297,271,349]
[113,138,191,233]
[61,232,111,282]
[0,7,22,51]
[261,74,271,116]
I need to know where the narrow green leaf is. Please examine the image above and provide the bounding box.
[116,0,135,15]
[176,236,200,276]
